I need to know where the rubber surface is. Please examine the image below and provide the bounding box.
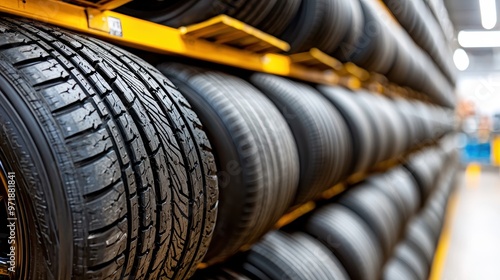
[0,17,218,280]
[394,242,429,280]
[318,85,376,173]
[243,231,350,280]
[157,63,299,265]
[117,0,246,27]
[383,258,419,280]
[336,184,401,257]
[305,204,383,280]
[251,74,351,204]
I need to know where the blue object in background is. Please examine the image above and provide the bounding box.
[462,136,491,164]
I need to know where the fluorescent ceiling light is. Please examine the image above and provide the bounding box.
[453,49,470,71]
[458,30,500,47]
[480,0,497,29]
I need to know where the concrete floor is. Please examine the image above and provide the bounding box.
[433,165,500,280]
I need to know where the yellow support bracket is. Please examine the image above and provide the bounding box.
[290,48,343,71]
[341,62,371,82]
[180,15,290,53]
[274,201,317,229]
[290,48,367,89]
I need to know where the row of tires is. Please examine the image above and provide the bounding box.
[118,0,456,107]
[382,0,456,86]
[194,137,459,280]
[158,63,456,266]
[0,17,455,280]
[385,157,457,280]
[354,0,455,108]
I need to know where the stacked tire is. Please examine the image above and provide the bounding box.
[194,143,459,280]
[119,0,457,108]
[156,64,455,267]
[384,147,458,280]
[0,2,460,278]
[0,18,217,279]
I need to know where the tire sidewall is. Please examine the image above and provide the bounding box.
[0,64,73,279]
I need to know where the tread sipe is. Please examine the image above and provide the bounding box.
[0,16,217,280]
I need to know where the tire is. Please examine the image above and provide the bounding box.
[317,85,376,173]
[117,0,246,28]
[386,167,421,219]
[242,231,350,280]
[251,74,352,204]
[304,204,383,280]
[367,175,409,224]
[157,63,299,265]
[214,0,302,37]
[332,0,365,61]
[419,208,443,244]
[352,91,391,163]
[0,17,217,280]
[345,0,394,70]
[359,93,399,160]
[377,96,409,157]
[393,243,428,280]
[392,97,418,150]
[383,258,419,280]
[336,185,401,258]
[405,220,436,266]
[404,156,432,202]
[278,0,352,54]
[118,0,301,38]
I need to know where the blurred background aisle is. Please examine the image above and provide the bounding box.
[432,165,500,280]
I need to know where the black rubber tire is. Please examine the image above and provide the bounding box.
[359,93,398,160]
[404,151,438,204]
[157,63,299,265]
[243,231,350,280]
[304,204,383,280]
[332,0,365,61]
[317,85,376,173]
[278,0,351,54]
[345,0,397,73]
[393,243,428,280]
[383,258,419,280]
[336,185,401,258]
[0,17,218,280]
[251,74,351,204]
[386,167,422,219]
[377,96,409,157]
[353,91,391,163]
[119,0,301,38]
[250,0,302,37]
[405,220,436,266]
[418,209,443,245]
[392,97,418,150]
[117,0,246,28]
[367,175,408,225]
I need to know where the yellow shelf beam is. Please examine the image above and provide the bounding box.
[0,0,342,86]
[180,15,290,53]
[0,0,434,102]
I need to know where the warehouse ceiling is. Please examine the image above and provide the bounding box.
[444,0,500,72]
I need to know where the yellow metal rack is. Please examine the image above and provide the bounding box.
[0,0,380,91]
